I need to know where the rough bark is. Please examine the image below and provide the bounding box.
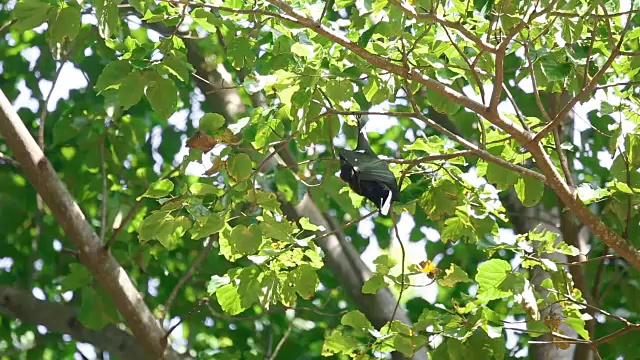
[0,90,180,360]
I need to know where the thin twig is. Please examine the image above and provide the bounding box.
[104,164,180,249]
[388,210,406,328]
[206,303,348,322]
[309,209,377,244]
[534,12,632,142]
[319,0,331,23]
[387,150,473,164]
[403,78,547,182]
[0,19,17,36]
[618,148,633,241]
[557,254,617,267]
[442,26,485,104]
[165,299,209,338]
[160,235,217,322]
[387,0,497,53]
[583,18,597,88]
[594,324,640,346]
[553,127,574,188]
[0,152,19,167]
[99,134,108,243]
[268,324,293,360]
[39,64,65,150]
[523,42,552,123]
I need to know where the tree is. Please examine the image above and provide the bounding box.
[1,0,639,359]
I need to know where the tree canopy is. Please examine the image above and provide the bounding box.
[1,0,640,359]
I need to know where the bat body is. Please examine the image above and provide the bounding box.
[338,118,400,215]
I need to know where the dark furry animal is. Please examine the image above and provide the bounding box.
[338,118,400,215]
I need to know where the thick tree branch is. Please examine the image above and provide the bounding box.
[0,90,179,360]
[0,286,146,360]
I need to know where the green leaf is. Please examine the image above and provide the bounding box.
[95,60,132,92]
[12,0,53,32]
[576,183,610,204]
[145,77,178,119]
[236,266,262,307]
[247,190,280,212]
[514,175,545,207]
[541,60,572,81]
[228,153,253,182]
[128,0,151,14]
[615,181,633,194]
[426,87,460,115]
[156,215,190,249]
[52,117,88,145]
[341,310,373,334]
[437,264,473,287]
[191,8,220,32]
[260,214,296,242]
[207,275,230,294]
[78,287,118,330]
[325,80,354,103]
[358,22,381,47]
[60,263,93,292]
[162,53,191,82]
[321,329,359,356]
[440,216,476,243]
[362,273,387,294]
[291,42,313,58]
[199,113,226,133]
[138,211,173,241]
[628,133,640,167]
[216,283,247,315]
[475,259,512,302]
[295,264,319,299]
[486,161,518,190]
[299,217,320,231]
[420,178,459,220]
[373,254,396,276]
[137,179,174,200]
[405,136,446,153]
[189,183,220,195]
[95,0,122,39]
[565,316,590,340]
[49,5,81,43]
[190,213,225,239]
[227,39,256,69]
[229,224,262,255]
[118,71,145,109]
[394,335,416,357]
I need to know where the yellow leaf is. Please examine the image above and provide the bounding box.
[418,260,441,278]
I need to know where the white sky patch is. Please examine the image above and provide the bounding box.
[20,46,40,71]
[76,343,97,359]
[14,79,40,112]
[39,63,89,112]
[32,287,46,300]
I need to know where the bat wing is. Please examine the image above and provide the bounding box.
[355,160,399,193]
[339,149,378,167]
[339,149,401,209]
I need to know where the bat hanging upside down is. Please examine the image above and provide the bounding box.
[338,117,400,216]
